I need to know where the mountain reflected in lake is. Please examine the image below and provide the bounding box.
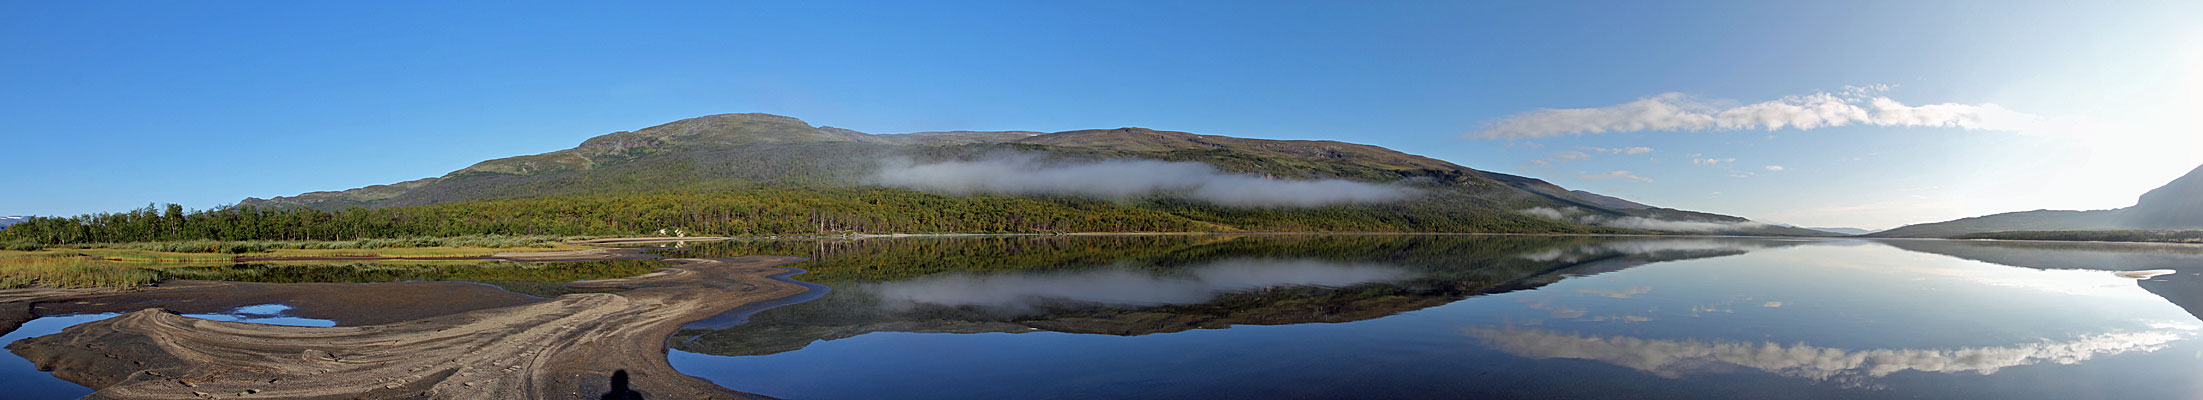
[869,258,1414,314]
[668,235,2203,399]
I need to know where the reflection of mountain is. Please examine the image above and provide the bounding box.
[1876,239,2203,322]
[868,259,1415,313]
[670,235,1802,357]
[1464,326,2192,386]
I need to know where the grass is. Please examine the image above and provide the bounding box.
[0,236,601,289]
[0,253,160,288]
[78,235,578,253]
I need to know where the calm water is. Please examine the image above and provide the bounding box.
[667,236,2203,399]
[0,304,335,398]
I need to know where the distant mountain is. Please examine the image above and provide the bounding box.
[1803,227,1878,235]
[2123,163,2203,228]
[0,216,25,229]
[1871,163,2203,238]
[234,113,1820,236]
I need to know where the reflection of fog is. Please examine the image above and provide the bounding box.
[868,259,1414,313]
[1463,326,2193,384]
[1517,239,1790,263]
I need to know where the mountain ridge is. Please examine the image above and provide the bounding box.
[1870,164,2203,237]
[236,113,1827,236]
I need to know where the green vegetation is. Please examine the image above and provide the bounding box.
[152,259,664,297]
[3,187,1614,247]
[0,247,660,291]
[1954,230,2203,243]
[0,236,629,290]
[0,253,161,288]
[16,235,571,254]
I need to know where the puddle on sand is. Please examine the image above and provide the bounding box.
[0,304,336,397]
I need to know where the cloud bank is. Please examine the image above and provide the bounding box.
[1522,207,1768,233]
[1464,327,2190,385]
[871,153,1419,207]
[1470,87,2040,139]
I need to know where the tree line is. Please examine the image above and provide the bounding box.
[1,187,1607,245]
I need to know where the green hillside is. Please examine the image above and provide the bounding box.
[5,113,1833,244]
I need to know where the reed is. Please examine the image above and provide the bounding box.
[0,254,159,288]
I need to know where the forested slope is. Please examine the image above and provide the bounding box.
[5,113,1828,244]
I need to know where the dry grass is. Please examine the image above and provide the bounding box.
[0,254,159,288]
[257,245,587,259]
[0,243,592,288]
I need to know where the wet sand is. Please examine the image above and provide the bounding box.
[566,237,734,245]
[33,280,544,327]
[0,251,812,399]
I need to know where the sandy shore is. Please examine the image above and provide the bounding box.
[2,254,810,399]
[566,237,734,245]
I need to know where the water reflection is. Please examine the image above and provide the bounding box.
[1464,325,2195,385]
[670,235,1722,356]
[1516,238,1795,263]
[667,235,2203,399]
[180,304,337,327]
[869,258,1413,314]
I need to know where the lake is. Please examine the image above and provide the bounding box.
[664,235,2203,399]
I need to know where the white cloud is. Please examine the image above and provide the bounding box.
[1519,207,1769,233]
[1764,165,1786,172]
[1520,207,1571,220]
[1468,87,2041,139]
[871,153,1420,207]
[1577,170,1653,183]
[1691,157,1736,166]
[1529,147,1655,170]
[1581,146,1654,155]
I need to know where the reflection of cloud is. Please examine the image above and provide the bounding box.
[1463,327,2191,385]
[1577,286,1652,299]
[2118,269,2176,279]
[1799,248,2170,300]
[1519,298,1587,318]
[1517,239,1782,263]
[869,259,1414,313]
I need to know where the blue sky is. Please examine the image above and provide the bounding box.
[5,1,2200,229]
